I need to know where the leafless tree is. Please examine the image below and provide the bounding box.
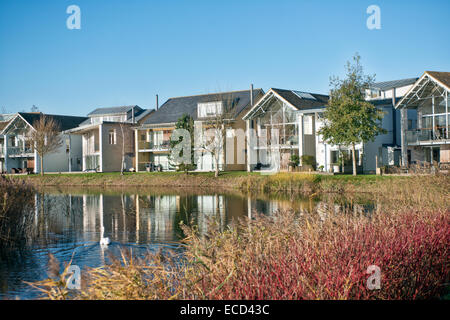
[196,93,236,178]
[28,115,63,176]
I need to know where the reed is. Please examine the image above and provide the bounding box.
[0,176,35,246]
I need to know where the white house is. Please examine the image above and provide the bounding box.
[395,71,450,166]
[0,112,87,173]
[243,79,418,173]
[64,106,154,172]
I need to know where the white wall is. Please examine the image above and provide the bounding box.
[35,134,72,173]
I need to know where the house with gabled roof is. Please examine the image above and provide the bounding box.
[134,88,264,172]
[395,71,450,166]
[243,88,329,172]
[64,105,154,172]
[243,80,418,173]
[0,112,88,173]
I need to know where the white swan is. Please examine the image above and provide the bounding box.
[100,226,110,246]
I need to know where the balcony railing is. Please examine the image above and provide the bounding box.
[138,140,171,151]
[7,147,34,156]
[407,128,449,144]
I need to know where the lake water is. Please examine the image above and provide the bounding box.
[0,187,376,299]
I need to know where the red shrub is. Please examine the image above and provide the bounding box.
[190,210,449,300]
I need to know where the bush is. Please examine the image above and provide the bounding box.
[289,155,300,167]
[301,155,316,167]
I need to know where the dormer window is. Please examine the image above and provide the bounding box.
[198,101,223,118]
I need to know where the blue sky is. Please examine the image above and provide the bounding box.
[0,0,449,116]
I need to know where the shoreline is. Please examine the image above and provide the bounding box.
[9,171,450,195]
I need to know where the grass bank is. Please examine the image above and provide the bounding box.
[12,171,450,196]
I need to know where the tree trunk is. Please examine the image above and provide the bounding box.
[214,153,219,178]
[351,143,357,176]
[40,155,44,176]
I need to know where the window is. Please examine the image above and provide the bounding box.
[66,139,70,153]
[109,129,116,145]
[304,115,313,135]
[198,101,223,118]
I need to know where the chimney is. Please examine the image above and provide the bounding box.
[156,94,159,110]
[132,106,135,123]
[391,88,396,106]
[250,84,254,106]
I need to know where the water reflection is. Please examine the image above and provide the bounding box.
[0,187,376,299]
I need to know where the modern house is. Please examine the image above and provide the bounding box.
[395,71,450,166]
[0,112,87,173]
[0,114,15,172]
[64,106,154,172]
[243,79,418,173]
[134,88,264,172]
[243,88,329,172]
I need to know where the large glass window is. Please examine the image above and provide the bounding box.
[198,102,223,118]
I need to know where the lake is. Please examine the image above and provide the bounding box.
[0,187,376,299]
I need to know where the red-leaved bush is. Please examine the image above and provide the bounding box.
[186,209,449,300]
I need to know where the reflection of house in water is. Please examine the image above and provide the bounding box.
[34,193,84,239]
[82,194,136,242]
[315,200,376,220]
[196,195,225,234]
[136,194,179,242]
[136,194,226,240]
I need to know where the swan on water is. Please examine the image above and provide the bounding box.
[100,226,110,246]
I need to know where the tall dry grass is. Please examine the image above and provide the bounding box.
[0,176,35,246]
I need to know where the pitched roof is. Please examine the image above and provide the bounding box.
[87,105,143,116]
[425,71,450,90]
[371,78,419,91]
[142,89,264,125]
[271,88,329,109]
[18,113,88,131]
[0,114,15,132]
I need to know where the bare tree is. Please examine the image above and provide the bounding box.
[196,93,236,178]
[28,115,63,176]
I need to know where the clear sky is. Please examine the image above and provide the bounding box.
[0,0,449,116]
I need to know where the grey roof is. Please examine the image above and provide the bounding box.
[142,89,264,126]
[18,112,88,131]
[81,106,153,126]
[371,78,419,91]
[134,109,154,122]
[426,71,450,89]
[271,88,329,110]
[87,105,143,116]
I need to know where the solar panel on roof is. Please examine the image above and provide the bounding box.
[292,91,317,100]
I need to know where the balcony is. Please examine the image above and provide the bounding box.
[7,147,34,157]
[407,128,449,145]
[138,140,171,151]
